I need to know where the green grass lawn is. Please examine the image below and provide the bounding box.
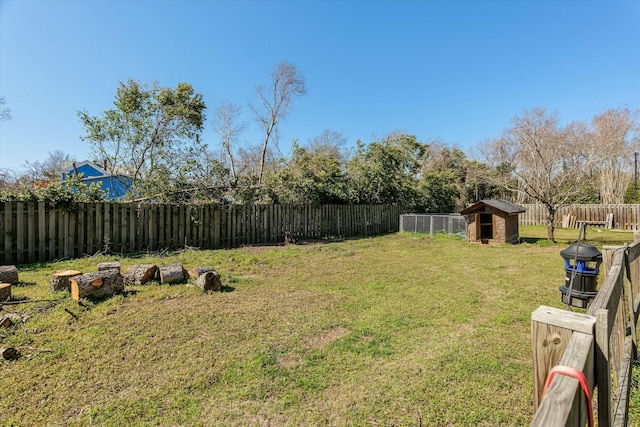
[1,225,638,426]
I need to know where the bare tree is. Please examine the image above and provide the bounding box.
[482,108,594,242]
[250,62,306,185]
[307,129,349,162]
[22,150,75,182]
[0,168,21,191]
[211,100,246,185]
[589,108,639,204]
[0,96,12,122]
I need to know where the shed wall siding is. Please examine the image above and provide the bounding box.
[505,215,520,243]
[493,213,506,243]
[467,214,477,241]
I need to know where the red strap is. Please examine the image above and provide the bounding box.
[542,365,593,427]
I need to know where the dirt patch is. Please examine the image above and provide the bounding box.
[304,326,350,350]
[277,327,350,368]
[276,354,302,368]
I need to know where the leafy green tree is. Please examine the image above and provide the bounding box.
[229,145,279,204]
[78,79,206,201]
[345,134,424,205]
[417,171,460,212]
[415,141,466,211]
[0,173,107,206]
[265,142,347,204]
[625,180,640,203]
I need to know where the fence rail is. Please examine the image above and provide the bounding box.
[531,238,640,426]
[0,202,407,265]
[520,204,640,230]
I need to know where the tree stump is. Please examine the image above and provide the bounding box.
[0,283,11,301]
[0,265,18,284]
[1,347,18,360]
[159,263,187,284]
[123,264,158,285]
[50,270,83,292]
[98,262,121,273]
[195,271,222,291]
[70,270,124,301]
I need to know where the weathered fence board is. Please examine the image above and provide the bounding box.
[520,204,640,230]
[0,203,406,264]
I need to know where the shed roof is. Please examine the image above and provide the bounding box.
[459,199,526,215]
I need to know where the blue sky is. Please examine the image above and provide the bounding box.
[1,0,639,172]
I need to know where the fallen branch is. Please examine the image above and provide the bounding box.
[20,346,53,360]
[0,298,64,306]
[64,308,79,320]
[20,345,53,353]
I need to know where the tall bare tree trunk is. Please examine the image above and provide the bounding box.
[258,122,275,186]
[547,207,556,243]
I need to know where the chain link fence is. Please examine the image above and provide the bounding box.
[399,214,467,236]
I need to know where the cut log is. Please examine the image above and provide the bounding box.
[1,346,18,360]
[0,316,11,328]
[0,283,11,301]
[98,261,121,273]
[49,270,83,292]
[159,263,187,284]
[187,266,217,278]
[70,270,124,301]
[123,264,158,285]
[0,265,18,284]
[0,313,24,328]
[195,271,222,291]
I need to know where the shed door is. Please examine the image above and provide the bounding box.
[480,213,493,240]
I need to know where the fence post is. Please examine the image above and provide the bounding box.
[602,246,623,281]
[595,308,611,427]
[531,305,596,411]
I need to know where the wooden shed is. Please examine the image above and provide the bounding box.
[460,199,526,244]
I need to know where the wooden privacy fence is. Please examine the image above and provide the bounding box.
[0,202,407,265]
[520,204,640,230]
[531,239,640,426]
